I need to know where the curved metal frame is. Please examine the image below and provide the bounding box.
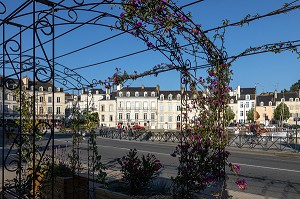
[0,0,228,198]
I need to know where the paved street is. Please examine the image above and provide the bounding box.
[1,133,300,198]
[48,134,300,199]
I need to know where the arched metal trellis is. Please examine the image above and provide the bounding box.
[1,0,229,198]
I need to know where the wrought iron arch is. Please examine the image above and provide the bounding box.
[1,0,230,198]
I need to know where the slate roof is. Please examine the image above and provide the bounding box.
[82,88,105,95]
[256,95,274,106]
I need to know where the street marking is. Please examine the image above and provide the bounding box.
[234,163,300,173]
[97,144,173,157]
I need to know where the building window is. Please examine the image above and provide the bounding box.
[269,101,272,106]
[48,107,53,114]
[281,98,285,102]
[168,124,172,129]
[177,94,181,101]
[101,115,105,122]
[119,113,123,120]
[56,107,61,114]
[246,95,250,100]
[126,101,130,109]
[135,92,139,97]
[168,94,172,101]
[295,98,299,102]
[151,101,155,109]
[48,97,52,103]
[251,102,255,108]
[177,115,180,122]
[12,95,16,101]
[240,102,243,108]
[57,97,60,103]
[176,105,181,111]
[151,92,155,97]
[40,96,44,103]
[144,92,148,97]
[39,87,43,91]
[135,102,140,109]
[48,87,52,92]
[240,111,243,116]
[126,92,130,97]
[144,113,147,120]
[126,113,130,120]
[151,113,155,120]
[168,104,172,111]
[110,115,113,122]
[39,107,43,114]
[119,102,123,108]
[135,113,139,120]
[168,115,172,122]
[245,102,249,108]
[119,92,123,97]
[143,102,148,109]
[260,102,264,106]
[109,105,113,111]
[289,98,293,102]
[101,105,105,112]
[160,95,164,101]
[160,105,164,111]
[160,115,164,122]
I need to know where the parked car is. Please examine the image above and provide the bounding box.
[132,125,145,131]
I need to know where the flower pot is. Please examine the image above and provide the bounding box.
[48,175,89,199]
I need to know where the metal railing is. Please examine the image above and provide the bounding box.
[98,128,299,152]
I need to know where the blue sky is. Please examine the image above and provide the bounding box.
[2,0,300,94]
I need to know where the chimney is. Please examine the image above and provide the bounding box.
[141,84,144,89]
[81,86,85,94]
[237,86,240,99]
[156,84,160,93]
[274,90,277,99]
[106,87,110,95]
[22,76,29,89]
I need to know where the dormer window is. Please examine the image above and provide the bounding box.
[106,95,110,100]
[119,92,123,97]
[57,87,61,92]
[151,92,155,97]
[245,94,250,100]
[168,94,172,101]
[296,98,299,102]
[160,94,164,101]
[230,99,234,104]
[281,98,285,102]
[126,91,130,97]
[135,92,139,97]
[96,90,99,94]
[144,92,148,97]
[260,101,264,106]
[30,86,34,90]
[48,87,52,92]
[177,94,181,101]
[269,101,272,106]
[39,87,43,91]
[289,98,293,102]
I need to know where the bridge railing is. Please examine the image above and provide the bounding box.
[98,128,299,152]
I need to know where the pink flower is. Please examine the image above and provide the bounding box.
[235,179,248,190]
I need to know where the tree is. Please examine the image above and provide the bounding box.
[247,108,260,122]
[224,107,235,126]
[273,102,290,124]
[289,80,300,92]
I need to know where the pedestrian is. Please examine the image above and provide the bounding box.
[234,123,241,146]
